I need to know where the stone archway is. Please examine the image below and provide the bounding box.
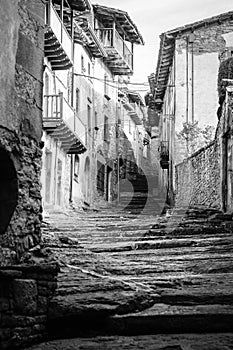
[0,148,18,234]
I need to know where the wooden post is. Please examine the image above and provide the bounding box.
[131,42,134,70]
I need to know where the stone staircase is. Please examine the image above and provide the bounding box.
[119,174,165,215]
[31,204,233,345]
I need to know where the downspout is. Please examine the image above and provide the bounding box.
[69,9,75,203]
[191,40,194,123]
[186,36,189,124]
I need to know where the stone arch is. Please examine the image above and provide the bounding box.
[0,147,18,234]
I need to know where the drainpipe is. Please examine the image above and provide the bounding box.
[191,40,194,123]
[53,140,58,205]
[69,9,75,203]
[186,36,189,124]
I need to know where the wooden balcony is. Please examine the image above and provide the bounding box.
[159,141,169,169]
[43,93,86,154]
[95,28,133,75]
[124,101,143,125]
[44,1,73,70]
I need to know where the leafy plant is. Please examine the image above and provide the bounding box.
[176,121,215,156]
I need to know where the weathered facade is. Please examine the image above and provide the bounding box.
[40,1,146,210]
[147,11,233,205]
[0,2,60,349]
[175,82,233,212]
[0,0,44,265]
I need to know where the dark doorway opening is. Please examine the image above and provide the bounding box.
[97,161,105,196]
[0,148,18,234]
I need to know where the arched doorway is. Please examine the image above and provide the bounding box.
[84,156,90,203]
[0,148,18,234]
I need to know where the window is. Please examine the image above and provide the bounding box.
[74,155,80,180]
[88,62,91,76]
[76,88,80,113]
[104,115,110,142]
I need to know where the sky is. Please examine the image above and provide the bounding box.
[95,0,233,92]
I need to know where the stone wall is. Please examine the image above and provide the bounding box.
[175,140,221,209]
[0,0,45,264]
[0,263,59,349]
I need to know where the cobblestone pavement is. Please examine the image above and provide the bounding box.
[24,203,233,348]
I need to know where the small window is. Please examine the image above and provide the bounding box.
[74,155,80,180]
[88,62,91,76]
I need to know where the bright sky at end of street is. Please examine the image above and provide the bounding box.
[95,0,233,91]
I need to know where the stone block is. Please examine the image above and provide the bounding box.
[18,97,42,141]
[13,279,37,315]
[0,328,11,341]
[37,296,48,314]
[0,297,10,312]
[16,32,44,82]
[27,0,45,26]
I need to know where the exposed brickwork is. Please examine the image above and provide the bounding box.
[176,19,233,55]
[175,140,221,209]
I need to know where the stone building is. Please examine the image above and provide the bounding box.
[0,2,59,349]
[118,89,152,179]
[147,11,233,205]
[40,1,145,210]
[0,0,45,265]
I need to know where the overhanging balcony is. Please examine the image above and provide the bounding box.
[123,101,143,125]
[45,1,73,70]
[43,93,86,154]
[95,28,133,75]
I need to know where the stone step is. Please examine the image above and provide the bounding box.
[47,302,233,338]
[107,304,233,335]
[23,333,233,350]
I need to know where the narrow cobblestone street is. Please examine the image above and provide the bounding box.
[24,203,233,349]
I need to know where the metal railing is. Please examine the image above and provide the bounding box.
[45,1,72,62]
[43,93,86,145]
[95,28,133,69]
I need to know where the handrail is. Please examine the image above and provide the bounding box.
[95,27,133,68]
[43,93,86,145]
[46,1,72,61]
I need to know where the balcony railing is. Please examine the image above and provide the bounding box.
[95,27,133,73]
[45,1,73,69]
[43,93,86,153]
